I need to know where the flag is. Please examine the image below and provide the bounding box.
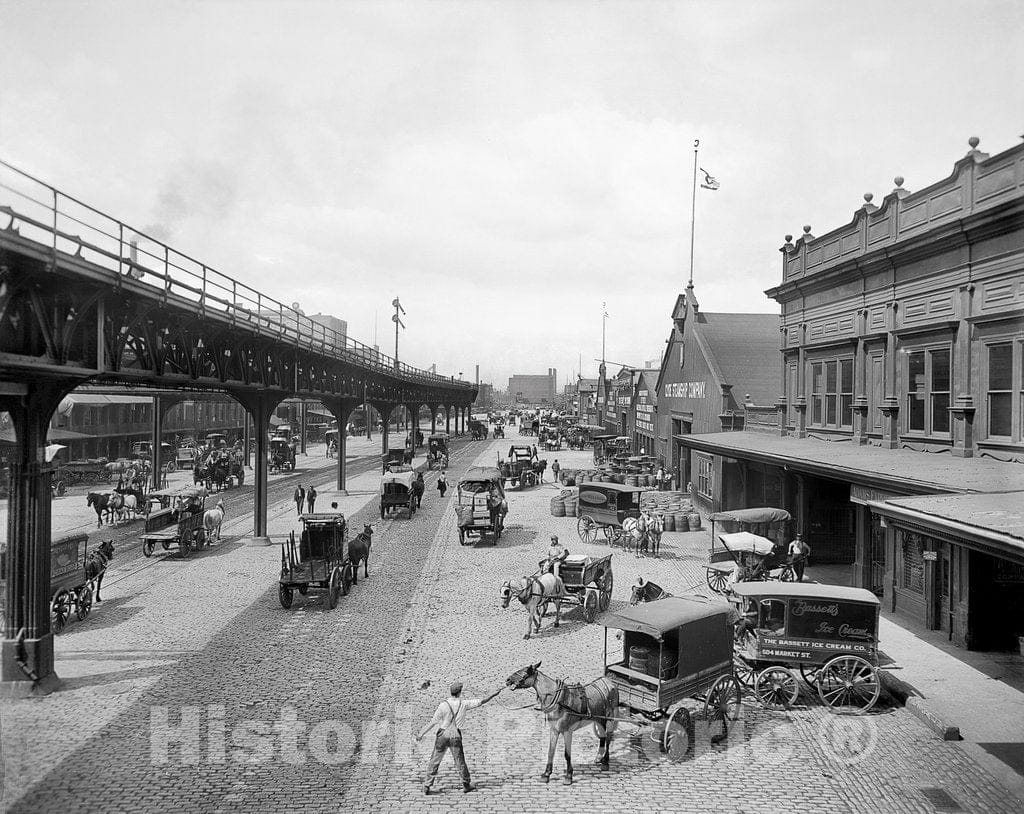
[700,168,720,190]
[603,301,610,318]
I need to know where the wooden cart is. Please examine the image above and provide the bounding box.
[557,553,614,623]
[49,533,96,633]
[140,486,208,558]
[279,512,353,610]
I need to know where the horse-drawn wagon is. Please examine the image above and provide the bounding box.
[427,432,449,470]
[501,445,538,489]
[49,534,114,634]
[269,437,296,473]
[382,447,411,473]
[576,482,646,547]
[279,511,353,609]
[704,507,794,593]
[380,469,417,519]
[558,553,614,623]
[731,582,882,713]
[61,458,112,486]
[456,466,506,545]
[140,486,209,558]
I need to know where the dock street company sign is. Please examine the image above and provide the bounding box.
[636,390,655,434]
[664,381,706,399]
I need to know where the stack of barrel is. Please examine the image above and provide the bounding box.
[640,490,703,532]
[550,488,578,517]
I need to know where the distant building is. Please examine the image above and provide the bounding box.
[308,313,348,339]
[474,383,495,409]
[509,369,558,405]
[653,283,779,486]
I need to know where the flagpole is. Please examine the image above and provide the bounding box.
[689,138,698,288]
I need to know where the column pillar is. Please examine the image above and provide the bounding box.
[430,405,437,435]
[852,504,870,589]
[793,323,808,438]
[2,382,66,697]
[233,391,282,540]
[951,283,976,457]
[299,401,307,456]
[150,394,164,491]
[325,398,359,493]
[371,402,395,470]
[880,301,900,449]
[853,309,870,445]
[445,406,451,435]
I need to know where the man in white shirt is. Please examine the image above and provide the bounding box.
[416,681,502,794]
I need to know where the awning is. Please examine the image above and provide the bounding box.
[711,507,791,524]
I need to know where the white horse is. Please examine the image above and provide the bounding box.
[501,573,567,639]
[622,515,647,557]
[118,494,138,523]
[203,499,226,543]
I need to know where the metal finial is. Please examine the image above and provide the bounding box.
[863,193,874,203]
[784,234,793,242]
[802,225,812,234]
[968,136,980,149]
[894,176,904,187]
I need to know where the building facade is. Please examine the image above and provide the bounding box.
[653,284,779,489]
[508,369,558,405]
[631,368,660,456]
[678,137,1024,650]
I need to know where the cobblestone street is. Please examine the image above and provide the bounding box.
[1,440,1019,813]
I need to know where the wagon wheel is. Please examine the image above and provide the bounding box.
[179,532,193,558]
[341,563,353,596]
[705,674,742,742]
[165,461,176,473]
[598,569,614,612]
[327,569,341,610]
[817,655,880,714]
[661,706,693,761]
[279,584,294,609]
[54,479,67,497]
[603,525,623,548]
[754,666,800,710]
[50,590,72,634]
[76,584,94,621]
[142,540,155,558]
[778,563,797,582]
[577,516,598,544]
[732,655,755,688]
[194,529,207,550]
[582,589,599,623]
[458,527,466,545]
[705,566,730,594]
[799,663,822,690]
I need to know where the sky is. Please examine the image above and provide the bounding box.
[2,0,1022,390]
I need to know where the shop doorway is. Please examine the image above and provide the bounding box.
[968,551,1024,651]
[807,479,855,564]
[869,513,886,596]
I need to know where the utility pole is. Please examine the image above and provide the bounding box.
[392,297,406,370]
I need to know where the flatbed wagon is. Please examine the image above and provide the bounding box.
[140,486,208,558]
[279,512,353,609]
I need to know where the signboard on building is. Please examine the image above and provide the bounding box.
[850,484,906,505]
[664,381,706,399]
[636,390,655,434]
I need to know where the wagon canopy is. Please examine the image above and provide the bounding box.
[381,471,416,491]
[731,581,881,606]
[602,595,734,639]
[710,507,791,524]
[718,531,775,556]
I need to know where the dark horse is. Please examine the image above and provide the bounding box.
[348,524,373,585]
[629,577,673,605]
[85,539,116,602]
[506,661,619,785]
[87,492,123,528]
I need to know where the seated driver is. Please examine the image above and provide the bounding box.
[545,535,569,578]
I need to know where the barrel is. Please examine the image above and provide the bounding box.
[628,646,650,673]
[663,514,675,532]
[687,512,702,531]
[550,498,566,517]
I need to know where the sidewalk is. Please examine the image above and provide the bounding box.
[806,562,1024,806]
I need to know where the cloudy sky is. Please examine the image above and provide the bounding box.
[2,0,1021,389]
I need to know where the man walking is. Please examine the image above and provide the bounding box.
[306,484,317,514]
[437,470,448,498]
[788,533,811,581]
[417,681,502,794]
[551,459,560,483]
[293,485,305,516]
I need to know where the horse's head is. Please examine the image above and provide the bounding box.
[99,539,115,560]
[216,499,225,513]
[506,661,542,690]
[362,524,374,538]
[499,580,513,608]
[87,493,96,507]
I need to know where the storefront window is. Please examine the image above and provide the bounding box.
[810,357,854,429]
[811,363,823,425]
[900,532,925,594]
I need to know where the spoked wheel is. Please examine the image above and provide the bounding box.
[50,590,72,634]
[817,655,881,714]
[279,584,294,609]
[706,566,730,594]
[582,589,598,623]
[179,533,193,558]
[732,655,755,688]
[799,663,822,690]
[194,529,206,550]
[143,540,155,558]
[342,564,353,596]
[327,569,341,609]
[661,706,693,761]
[598,569,614,612]
[603,526,622,547]
[754,667,800,710]
[76,584,94,621]
[778,564,797,582]
[704,674,743,735]
[577,516,598,544]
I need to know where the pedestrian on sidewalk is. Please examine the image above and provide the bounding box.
[437,470,448,498]
[306,485,317,513]
[787,533,811,581]
[412,472,425,509]
[655,467,665,491]
[417,681,502,795]
[294,485,305,516]
[551,459,560,483]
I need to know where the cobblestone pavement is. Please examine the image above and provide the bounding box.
[2,440,1018,813]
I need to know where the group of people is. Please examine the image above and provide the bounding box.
[292,484,318,515]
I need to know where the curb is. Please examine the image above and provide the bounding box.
[878,668,961,741]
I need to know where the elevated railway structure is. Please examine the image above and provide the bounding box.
[0,160,475,695]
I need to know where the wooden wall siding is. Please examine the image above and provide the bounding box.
[781,141,1024,282]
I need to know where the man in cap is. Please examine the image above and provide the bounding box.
[545,534,569,579]
[416,680,502,794]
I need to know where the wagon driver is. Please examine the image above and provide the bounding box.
[545,534,568,579]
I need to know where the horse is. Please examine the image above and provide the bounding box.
[84,539,115,602]
[629,577,673,605]
[532,459,547,483]
[87,492,111,527]
[621,516,646,556]
[500,573,566,640]
[117,493,139,523]
[646,513,664,557]
[202,499,226,543]
[506,661,619,784]
[348,524,373,584]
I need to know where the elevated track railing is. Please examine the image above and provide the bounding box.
[0,159,471,392]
